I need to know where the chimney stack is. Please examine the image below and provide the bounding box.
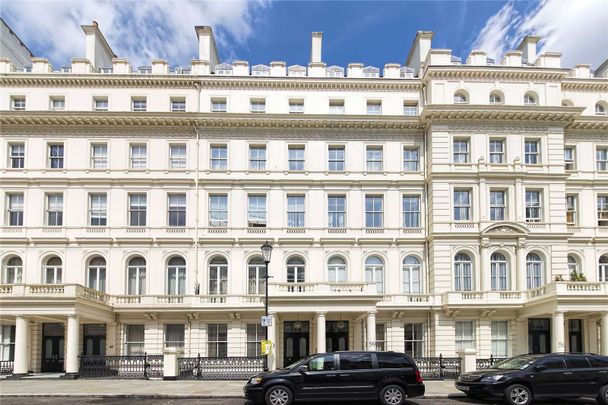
[405,31,434,76]
[81,21,116,69]
[310,32,323,64]
[195,26,220,70]
[517,35,540,64]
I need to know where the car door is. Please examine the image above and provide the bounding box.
[294,353,341,400]
[564,355,595,395]
[336,352,377,399]
[530,356,570,397]
[588,356,608,392]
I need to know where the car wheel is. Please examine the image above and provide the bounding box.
[380,384,406,405]
[597,384,608,405]
[265,385,293,405]
[504,384,532,405]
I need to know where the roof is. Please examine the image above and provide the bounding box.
[0,17,34,58]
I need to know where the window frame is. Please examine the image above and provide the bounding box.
[404,323,425,357]
[455,320,475,350]
[598,195,608,226]
[566,195,577,226]
[45,193,64,227]
[247,194,267,228]
[525,190,543,223]
[89,193,107,226]
[564,146,575,171]
[287,145,306,171]
[489,189,507,221]
[524,140,540,165]
[167,194,187,227]
[128,193,147,227]
[48,143,64,169]
[454,252,473,291]
[365,145,383,172]
[90,143,108,169]
[248,145,267,171]
[328,195,346,228]
[170,98,186,112]
[11,96,26,111]
[169,144,187,169]
[249,99,266,113]
[453,189,472,221]
[207,323,228,358]
[402,195,421,228]
[210,98,227,113]
[327,145,345,172]
[402,147,420,171]
[209,144,228,171]
[286,194,305,228]
[491,320,509,357]
[489,139,505,164]
[208,194,228,227]
[365,195,384,228]
[9,143,25,169]
[131,97,147,112]
[129,143,147,169]
[452,138,470,164]
[597,147,608,171]
[6,193,24,226]
[164,324,185,349]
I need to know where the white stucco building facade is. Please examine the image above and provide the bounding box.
[1,22,607,376]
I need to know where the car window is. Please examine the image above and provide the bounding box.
[588,356,608,368]
[536,356,565,369]
[308,354,335,371]
[565,356,590,368]
[377,353,411,369]
[339,353,374,370]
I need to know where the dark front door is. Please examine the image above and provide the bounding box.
[326,321,349,352]
[41,323,64,372]
[83,324,106,356]
[284,321,309,367]
[568,319,583,353]
[528,318,551,354]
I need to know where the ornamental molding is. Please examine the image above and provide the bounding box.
[439,123,549,133]
[423,66,569,82]
[562,80,608,92]
[482,223,529,236]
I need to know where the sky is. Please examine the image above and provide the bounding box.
[1,0,607,70]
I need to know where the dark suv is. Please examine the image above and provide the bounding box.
[243,351,425,405]
[456,353,608,405]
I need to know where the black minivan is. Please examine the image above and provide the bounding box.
[243,351,425,405]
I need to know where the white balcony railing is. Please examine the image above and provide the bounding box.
[269,282,378,296]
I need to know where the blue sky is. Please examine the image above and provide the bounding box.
[2,0,607,69]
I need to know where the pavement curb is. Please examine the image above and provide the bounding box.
[0,394,467,399]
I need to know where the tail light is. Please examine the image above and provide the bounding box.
[415,369,423,384]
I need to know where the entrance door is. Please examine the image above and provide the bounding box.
[284,321,309,366]
[326,321,349,352]
[568,319,583,353]
[83,324,106,356]
[528,318,551,354]
[41,323,64,372]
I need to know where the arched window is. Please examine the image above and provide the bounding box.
[3,256,22,284]
[596,103,607,116]
[365,256,384,293]
[87,257,106,292]
[489,92,503,104]
[490,253,508,291]
[327,256,347,283]
[562,99,573,107]
[599,255,608,282]
[209,256,227,295]
[567,255,579,276]
[127,256,146,295]
[526,253,543,289]
[167,256,186,295]
[454,91,468,104]
[403,256,421,293]
[524,92,537,106]
[247,256,266,295]
[454,253,472,291]
[286,256,306,283]
[43,256,62,284]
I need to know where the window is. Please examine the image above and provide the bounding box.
[328,195,346,228]
[209,194,228,227]
[326,66,344,77]
[377,353,412,370]
[247,195,267,227]
[565,356,591,368]
[91,143,108,169]
[489,140,504,164]
[536,357,565,369]
[453,189,471,221]
[489,92,503,104]
[403,102,418,116]
[167,194,186,227]
[327,256,347,283]
[207,324,228,357]
[89,194,107,226]
[375,324,386,351]
[598,196,608,226]
[287,195,305,228]
[339,352,373,370]
[249,145,266,171]
[453,139,469,163]
[0,325,16,362]
[597,148,608,171]
[170,98,186,112]
[404,323,424,357]
[210,145,228,171]
[93,97,108,111]
[252,64,270,76]
[525,140,540,165]
[329,100,345,114]
[215,63,233,75]
[454,91,468,104]
[455,321,475,350]
[308,354,336,371]
[87,257,106,292]
[564,147,575,170]
[526,253,543,289]
[124,325,144,355]
[43,256,62,284]
[130,144,147,169]
[568,255,580,277]
[403,256,421,293]
[403,148,419,171]
[289,99,304,114]
[589,356,608,368]
[167,257,186,295]
[129,194,147,226]
[2,257,22,284]
[490,190,506,221]
[48,144,64,169]
[165,324,185,348]
[46,194,63,226]
[366,146,383,172]
[127,257,146,295]
[250,99,266,113]
[288,65,306,77]
[131,98,147,112]
[363,66,379,78]
[169,144,187,169]
[524,93,537,106]
[566,195,577,226]
[367,100,382,115]
[454,252,473,291]
[6,194,24,226]
[11,96,26,111]
[9,143,25,168]
[365,256,384,293]
[525,190,542,222]
[211,98,227,112]
[491,321,508,357]
[599,255,608,282]
[247,257,266,295]
[596,103,607,116]
[246,324,264,357]
[490,253,508,291]
[402,195,420,228]
[328,146,345,172]
[209,256,228,295]
[50,97,65,111]
[365,195,383,228]
[288,145,305,171]
[287,256,306,283]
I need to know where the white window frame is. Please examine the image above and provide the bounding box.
[402,195,420,228]
[453,189,472,221]
[6,194,24,226]
[597,147,608,171]
[566,195,577,226]
[289,99,304,114]
[211,98,227,113]
[491,321,508,357]
[455,320,475,350]
[93,97,108,111]
[129,144,147,169]
[90,143,108,169]
[453,139,470,163]
[286,195,305,228]
[403,147,419,171]
[131,98,147,112]
[328,145,345,172]
[525,190,542,223]
[366,146,383,172]
[169,144,187,169]
[564,146,575,170]
[489,190,506,221]
[247,194,267,227]
[46,193,63,226]
[328,195,346,228]
[489,139,505,164]
[209,194,228,227]
[89,193,107,226]
[524,140,540,165]
[9,143,25,169]
[288,145,305,171]
[250,99,266,113]
[249,145,267,171]
[210,144,228,171]
[598,195,608,226]
[170,98,186,112]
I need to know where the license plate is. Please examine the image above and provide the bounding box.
[456,384,470,392]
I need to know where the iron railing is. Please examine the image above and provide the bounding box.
[413,354,461,380]
[178,355,264,380]
[0,360,14,375]
[79,353,163,379]
[476,355,508,369]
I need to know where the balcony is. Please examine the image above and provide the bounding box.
[442,290,525,308]
[379,294,438,308]
[269,282,378,296]
[527,281,608,300]
[0,284,109,304]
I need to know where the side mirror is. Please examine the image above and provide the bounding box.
[534,365,547,372]
[298,365,308,373]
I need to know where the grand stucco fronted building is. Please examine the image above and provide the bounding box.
[1,22,608,377]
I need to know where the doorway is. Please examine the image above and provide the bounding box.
[326,321,349,352]
[283,321,309,366]
[83,324,106,356]
[528,318,551,354]
[41,323,64,372]
[568,319,583,353]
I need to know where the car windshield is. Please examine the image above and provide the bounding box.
[492,355,540,370]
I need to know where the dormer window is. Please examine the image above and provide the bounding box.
[363,66,380,78]
[489,92,503,105]
[454,91,468,104]
[132,97,147,112]
[50,97,65,111]
[326,66,344,78]
[215,63,233,76]
[400,67,415,78]
[138,66,152,74]
[250,99,266,113]
[524,93,537,106]
[596,103,607,116]
[288,65,306,77]
[252,65,270,76]
[11,96,26,111]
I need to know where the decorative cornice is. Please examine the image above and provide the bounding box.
[566,116,608,131]
[423,66,569,82]
[562,79,608,92]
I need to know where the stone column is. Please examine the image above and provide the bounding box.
[316,312,326,354]
[516,318,528,355]
[516,240,527,291]
[64,315,80,377]
[480,240,490,291]
[12,316,29,376]
[551,311,565,353]
[366,311,377,350]
[267,312,277,370]
[601,312,608,356]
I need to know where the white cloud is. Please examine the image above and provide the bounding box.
[471,0,608,68]
[1,0,270,68]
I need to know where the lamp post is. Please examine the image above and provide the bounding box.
[260,241,273,371]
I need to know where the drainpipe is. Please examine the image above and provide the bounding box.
[193,82,202,294]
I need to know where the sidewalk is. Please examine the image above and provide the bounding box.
[0,379,463,399]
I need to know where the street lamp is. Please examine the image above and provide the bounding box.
[260,241,273,371]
